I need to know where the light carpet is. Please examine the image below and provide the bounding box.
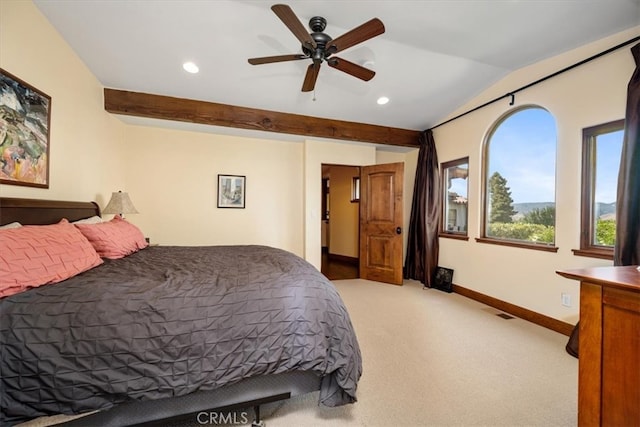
[255,279,577,427]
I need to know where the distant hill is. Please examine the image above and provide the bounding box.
[513,202,554,216]
[595,202,616,218]
[512,201,616,220]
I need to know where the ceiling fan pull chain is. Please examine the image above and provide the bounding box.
[313,89,317,102]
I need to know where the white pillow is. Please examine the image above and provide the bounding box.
[0,222,22,229]
[72,216,103,225]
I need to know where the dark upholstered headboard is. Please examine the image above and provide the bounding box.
[0,197,100,226]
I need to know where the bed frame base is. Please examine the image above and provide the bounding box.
[54,371,319,427]
[132,392,291,427]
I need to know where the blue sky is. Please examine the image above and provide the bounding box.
[448,167,468,197]
[488,108,623,204]
[489,108,556,204]
[595,130,624,204]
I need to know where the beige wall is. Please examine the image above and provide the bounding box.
[121,125,305,254]
[121,130,414,266]
[433,27,639,323]
[0,0,125,206]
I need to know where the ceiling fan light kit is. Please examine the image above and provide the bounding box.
[248,4,385,92]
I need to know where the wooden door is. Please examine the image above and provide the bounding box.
[359,162,404,285]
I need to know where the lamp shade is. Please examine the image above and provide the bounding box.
[102,191,139,216]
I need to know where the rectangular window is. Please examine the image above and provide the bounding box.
[575,119,624,259]
[351,176,360,202]
[440,157,469,239]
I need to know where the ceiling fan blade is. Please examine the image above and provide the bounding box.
[248,54,307,65]
[327,18,385,54]
[328,57,375,81]
[302,62,321,92]
[271,4,317,50]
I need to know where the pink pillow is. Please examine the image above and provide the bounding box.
[0,219,103,298]
[74,215,148,259]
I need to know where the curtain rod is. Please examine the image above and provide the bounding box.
[429,35,640,131]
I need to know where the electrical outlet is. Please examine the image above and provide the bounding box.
[561,293,571,307]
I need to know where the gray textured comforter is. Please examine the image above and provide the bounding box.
[0,245,362,424]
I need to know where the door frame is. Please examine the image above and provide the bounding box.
[303,139,414,276]
[303,140,377,271]
[319,162,405,284]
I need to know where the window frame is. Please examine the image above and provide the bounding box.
[321,178,329,221]
[477,105,558,253]
[439,157,470,241]
[572,119,624,260]
[351,176,360,203]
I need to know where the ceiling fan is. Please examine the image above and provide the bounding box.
[248,4,385,92]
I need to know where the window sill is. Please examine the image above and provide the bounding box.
[475,237,559,252]
[439,233,469,241]
[572,248,614,260]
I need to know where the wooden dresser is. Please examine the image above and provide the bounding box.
[557,266,640,427]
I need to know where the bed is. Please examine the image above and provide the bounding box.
[0,197,362,426]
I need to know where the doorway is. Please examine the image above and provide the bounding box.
[321,164,360,280]
[320,162,405,284]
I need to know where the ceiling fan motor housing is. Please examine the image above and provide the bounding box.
[304,16,332,62]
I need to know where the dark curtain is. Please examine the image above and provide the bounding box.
[614,41,640,267]
[404,129,441,287]
[567,42,640,358]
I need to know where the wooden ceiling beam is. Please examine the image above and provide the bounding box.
[104,89,421,148]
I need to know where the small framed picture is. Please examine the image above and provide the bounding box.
[217,174,246,208]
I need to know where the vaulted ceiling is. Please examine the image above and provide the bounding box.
[34,0,640,142]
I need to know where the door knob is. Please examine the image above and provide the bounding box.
[396,227,402,234]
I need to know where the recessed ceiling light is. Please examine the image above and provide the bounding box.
[183,62,199,74]
[377,96,389,105]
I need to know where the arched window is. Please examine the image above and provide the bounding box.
[481,106,557,250]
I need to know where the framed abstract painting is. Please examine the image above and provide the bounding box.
[0,68,51,188]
